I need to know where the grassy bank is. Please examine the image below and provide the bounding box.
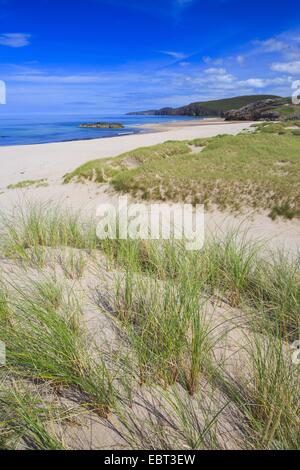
[0,203,299,450]
[64,130,300,219]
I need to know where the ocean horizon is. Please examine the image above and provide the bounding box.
[0,114,203,146]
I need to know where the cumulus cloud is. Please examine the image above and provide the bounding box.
[12,75,105,84]
[8,71,143,84]
[204,67,227,75]
[0,33,31,48]
[241,78,267,88]
[240,76,292,88]
[202,68,235,84]
[271,61,300,74]
[203,56,224,65]
[253,38,287,53]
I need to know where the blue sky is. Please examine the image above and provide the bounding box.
[1,0,300,115]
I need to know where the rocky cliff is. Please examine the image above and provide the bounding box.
[224,98,300,121]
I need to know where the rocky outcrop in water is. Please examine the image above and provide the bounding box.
[79,122,124,129]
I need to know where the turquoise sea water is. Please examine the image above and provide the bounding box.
[0,115,203,146]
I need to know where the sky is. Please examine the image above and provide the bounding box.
[0,0,300,115]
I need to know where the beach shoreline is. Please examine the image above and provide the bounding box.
[0,115,215,148]
[0,117,240,148]
[132,117,249,132]
[0,120,253,189]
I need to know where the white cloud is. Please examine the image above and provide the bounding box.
[183,68,236,89]
[204,67,227,74]
[9,72,138,84]
[203,56,224,65]
[236,55,244,64]
[158,50,188,59]
[214,74,235,84]
[12,75,103,84]
[253,38,287,53]
[0,33,31,48]
[203,68,235,84]
[239,76,292,88]
[271,61,300,74]
[241,78,267,88]
[284,50,300,60]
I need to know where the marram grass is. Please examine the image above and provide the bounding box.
[0,202,299,449]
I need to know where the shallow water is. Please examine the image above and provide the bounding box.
[0,114,202,146]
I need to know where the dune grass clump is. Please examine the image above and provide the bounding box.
[100,231,300,341]
[105,257,217,394]
[246,335,300,449]
[252,122,289,135]
[242,252,300,340]
[0,381,69,450]
[106,385,227,450]
[252,120,300,136]
[0,282,10,326]
[0,202,99,262]
[200,235,299,339]
[101,237,191,280]
[7,179,48,190]
[23,275,65,311]
[214,333,300,449]
[196,231,263,304]
[269,201,299,220]
[58,250,88,280]
[0,278,116,418]
[113,275,192,387]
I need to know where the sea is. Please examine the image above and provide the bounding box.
[0,114,203,146]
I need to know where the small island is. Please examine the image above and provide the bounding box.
[79,122,124,129]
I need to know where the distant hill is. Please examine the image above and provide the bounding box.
[127,95,281,117]
[224,97,300,121]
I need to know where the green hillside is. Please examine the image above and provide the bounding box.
[128,95,280,117]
